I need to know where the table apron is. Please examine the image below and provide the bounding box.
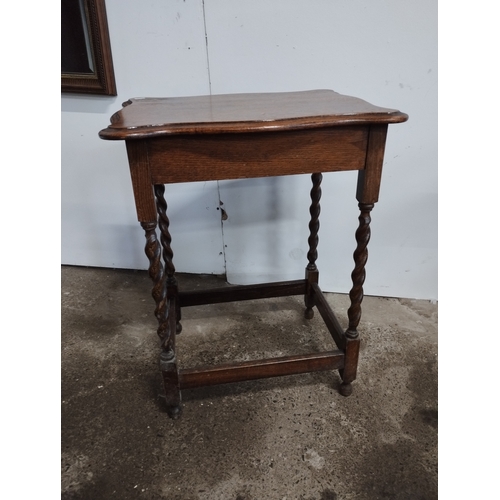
[147,126,369,184]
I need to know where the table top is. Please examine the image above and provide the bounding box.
[99,89,407,140]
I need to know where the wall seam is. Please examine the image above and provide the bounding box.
[201,0,212,95]
[202,0,227,275]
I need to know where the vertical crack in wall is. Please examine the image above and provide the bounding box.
[216,184,228,276]
[201,0,212,94]
[202,1,227,276]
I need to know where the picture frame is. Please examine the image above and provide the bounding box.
[62,0,117,96]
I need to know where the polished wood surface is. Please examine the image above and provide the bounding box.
[99,89,407,140]
[179,351,345,390]
[147,127,368,184]
[179,280,306,308]
[99,90,407,418]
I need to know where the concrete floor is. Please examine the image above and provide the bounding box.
[61,266,438,500]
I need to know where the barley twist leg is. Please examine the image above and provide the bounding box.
[154,184,182,334]
[141,221,180,417]
[340,202,374,396]
[305,173,322,319]
[141,221,170,348]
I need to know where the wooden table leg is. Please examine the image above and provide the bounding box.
[160,299,182,419]
[305,173,322,319]
[141,219,182,417]
[154,184,182,335]
[140,221,168,341]
[339,202,374,396]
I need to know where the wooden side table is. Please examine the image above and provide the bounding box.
[99,90,408,418]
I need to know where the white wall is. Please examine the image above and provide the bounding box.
[62,0,225,274]
[62,0,437,300]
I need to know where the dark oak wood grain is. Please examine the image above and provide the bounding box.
[304,173,322,319]
[140,221,168,345]
[99,90,407,140]
[356,124,389,204]
[310,283,346,350]
[179,351,345,390]
[125,141,157,222]
[148,127,367,184]
[99,89,408,417]
[179,280,306,308]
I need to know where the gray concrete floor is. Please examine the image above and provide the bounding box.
[61,266,438,500]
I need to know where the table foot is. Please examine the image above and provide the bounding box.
[160,349,182,419]
[339,382,353,397]
[304,307,314,320]
[166,405,182,420]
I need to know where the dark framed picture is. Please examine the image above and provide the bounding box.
[62,0,117,96]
